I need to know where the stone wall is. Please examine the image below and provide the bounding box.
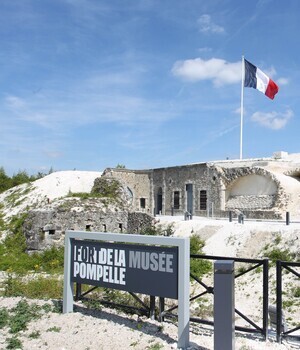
[102,168,152,214]
[152,164,211,216]
[101,160,298,220]
[23,204,153,251]
[226,195,276,210]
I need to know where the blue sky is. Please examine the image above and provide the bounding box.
[0,0,299,175]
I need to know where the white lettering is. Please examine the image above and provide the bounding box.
[119,268,126,285]
[114,249,126,267]
[97,265,103,280]
[103,265,109,282]
[74,262,80,276]
[149,252,159,271]
[129,251,140,268]
[159,253,166,272]
[80,262,86,278]
[98,248,107,264]
[129,251,174,273]
[86,263,96,279]
[166,254,173,273]
[107,249,113,265]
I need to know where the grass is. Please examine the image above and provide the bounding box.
[264,247,297,265]
[146,343,164,350]
[2,275,63,299]
[0,213,65,275]
[0,299,59,350]
[5,336,23,350]
[46,326,61,332]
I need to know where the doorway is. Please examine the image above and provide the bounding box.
[186,184,193,214]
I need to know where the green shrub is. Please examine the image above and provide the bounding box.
[28,330,41,339]
[140,223,174,236]
[190,234,211,279]
[66,191,100,200]
[265,248,295,264]
[0,225,64,274]
[293,286,300,298]
[139,224,158,236]
[5,336,22,350]
[91,178,121,199]
[0,307,9,328]
[9,300,42,334]
[3,275,63,299]
[1,299,57,349]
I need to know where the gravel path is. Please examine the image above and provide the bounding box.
[0,297,297,350]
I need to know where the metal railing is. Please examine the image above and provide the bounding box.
[159,255,269,340]
[276,260,300,342]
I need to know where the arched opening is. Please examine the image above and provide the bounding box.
[226,174,277,210]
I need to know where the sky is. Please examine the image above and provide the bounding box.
[0,0,299,175]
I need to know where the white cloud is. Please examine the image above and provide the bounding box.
[172,57,241,86]
[197,47,212,53]
[234,107,247,115]
[251,109,293,130]
[197,14,225,34]
[277,77,289,85]
[5,95,27,110]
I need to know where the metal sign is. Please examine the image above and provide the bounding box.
[63,231,190,349]
[71,239,178,298]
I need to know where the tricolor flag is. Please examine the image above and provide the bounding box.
[244,59,279,100]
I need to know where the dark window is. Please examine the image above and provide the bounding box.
[85,224,91,231]
[49,229,55,235]
[119,223,123,233]
[200,190,207,210]
[140,198,146,208]
[173,191,180,209]
[103,224,107,232]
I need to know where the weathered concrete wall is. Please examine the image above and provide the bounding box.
[102,168,152,214]
[23,202,153,251]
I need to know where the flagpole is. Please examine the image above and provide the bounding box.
[240,55,245,159]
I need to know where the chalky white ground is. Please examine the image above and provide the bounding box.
[0,171,299,349]
[0,295,296,350]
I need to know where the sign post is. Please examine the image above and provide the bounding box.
[63,231,190,349]
[214,260,235,350]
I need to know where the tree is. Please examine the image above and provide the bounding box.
[0,167,11,193]
[116,164,126,169]
[11,170,31,187]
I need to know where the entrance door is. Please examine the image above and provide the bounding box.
[156,187,163,214]
[186,184,193,214]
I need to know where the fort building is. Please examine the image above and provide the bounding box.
[102,151,300,220]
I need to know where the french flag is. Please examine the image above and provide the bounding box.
[244,59,279,100]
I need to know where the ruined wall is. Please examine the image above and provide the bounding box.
[102,168,152,214]
[213,166,288,218]
[23,204,153,251]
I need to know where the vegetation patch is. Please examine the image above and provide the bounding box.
[263,247,298,265]
[0,299,59,350]
[2,275,63,299]
[190,234,211,279]
[0,167,51,195]
[91,177,122,199]
[140,223,174,236]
